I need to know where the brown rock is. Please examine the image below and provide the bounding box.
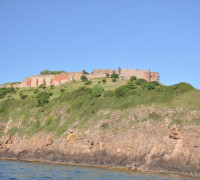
[46,136,53,146]
[4,136,13,144]
[170,127,182,139]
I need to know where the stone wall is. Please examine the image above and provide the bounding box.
[120,69,159,81]
[1,68,159,88]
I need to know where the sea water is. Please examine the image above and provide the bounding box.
[0,160,198,180]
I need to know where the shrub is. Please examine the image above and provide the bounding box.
[34,89,39,94]
[39,84,46,89]
[92,85,104,97]
[135,78,147,85]
[84,80,92,85]
[130,76,137,82]
[102,79,107,84]
[0,87,15,99]
[98,81,101,84]
[40,70,65,75]
[20,94,28,99]
[80,75,88,82]
[115,86,128,97]
[112,78,117,82]
[106,73,110,78]
[150,81,160,86]
[40,70,50,75]
[125,82,137,90]
[141,81,159,91]
[36,92,51,106]
[60,89,66,93]
[50,85,54,89]
[45,116,53,126]
[104,90,115,97]
[76,86,92,93]
[111,72,119,79]
[49,92,53,96]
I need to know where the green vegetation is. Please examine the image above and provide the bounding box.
[135,78,147,85]
[130,76,137,82]
[80,75,88,82]
[40,70,65,75]
[112,78,117,82]
[106,73,110,78]
[0,77,199,138]
[84,80,92,85]
[0,87,15,99]
[102,79,107,84]
[111,72,119,79]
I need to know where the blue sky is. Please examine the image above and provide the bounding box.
[0,0,200,89]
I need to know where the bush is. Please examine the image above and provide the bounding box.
[130,76,137,82]
[60,88,66,93]
[84,80,92,85]
[20,94,28,99]
[104,90,115,97]
[98,81,101,84]
[49,92,53,96]
[80,75,88,82]
[50,85,54,89]
[142,81,160,91]
[102,79,107,84]
[106,73,110,78]
[76,86,92,93]
[115,86,128,97]
[135,78,147,85]
[39,84,46,89]
[45,116,53,126]
[40,70,65,75]
[34,89,39,94]
[92,85,104,97]
[36,92,51,106]
[112,78,117,82]
[150,81,160,86]
[111,72,119,79]
[125,82,137,90]
[40,70,50,75]
[0,87,15,99]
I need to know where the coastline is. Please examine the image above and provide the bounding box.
[0,149,200,178]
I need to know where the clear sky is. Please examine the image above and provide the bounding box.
[0,0,200,89]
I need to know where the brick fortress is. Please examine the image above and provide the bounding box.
[2,68,159,88]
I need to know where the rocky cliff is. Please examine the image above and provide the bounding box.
[0,79,200,177]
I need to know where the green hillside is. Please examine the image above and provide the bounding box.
[0,77,200,138]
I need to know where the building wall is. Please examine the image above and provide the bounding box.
[1,68,159,88]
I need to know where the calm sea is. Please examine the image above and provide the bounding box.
[0,160,198,180]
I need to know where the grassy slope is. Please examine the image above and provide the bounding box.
[0,78,200,139]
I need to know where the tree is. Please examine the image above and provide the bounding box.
[105,73,110,78]
[39,84,46,89]
[125,82,137,90]
[130,76,137,82]
[115,86,127,97]
[112,78,117,82]
[102,79,107,84]
[80,75,88,82]
[34,89,39,94]
[60,88,66,93]
[111,72,119,79]
[36,92,51,106]
[84,80,92,85]
[135,78,147,85]
[40,70,50,75]
[92,85,104,97]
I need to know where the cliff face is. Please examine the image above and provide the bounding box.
[1,106,200,177]
[0,80,200,177]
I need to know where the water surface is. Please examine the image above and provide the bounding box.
[0,160,198,180]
